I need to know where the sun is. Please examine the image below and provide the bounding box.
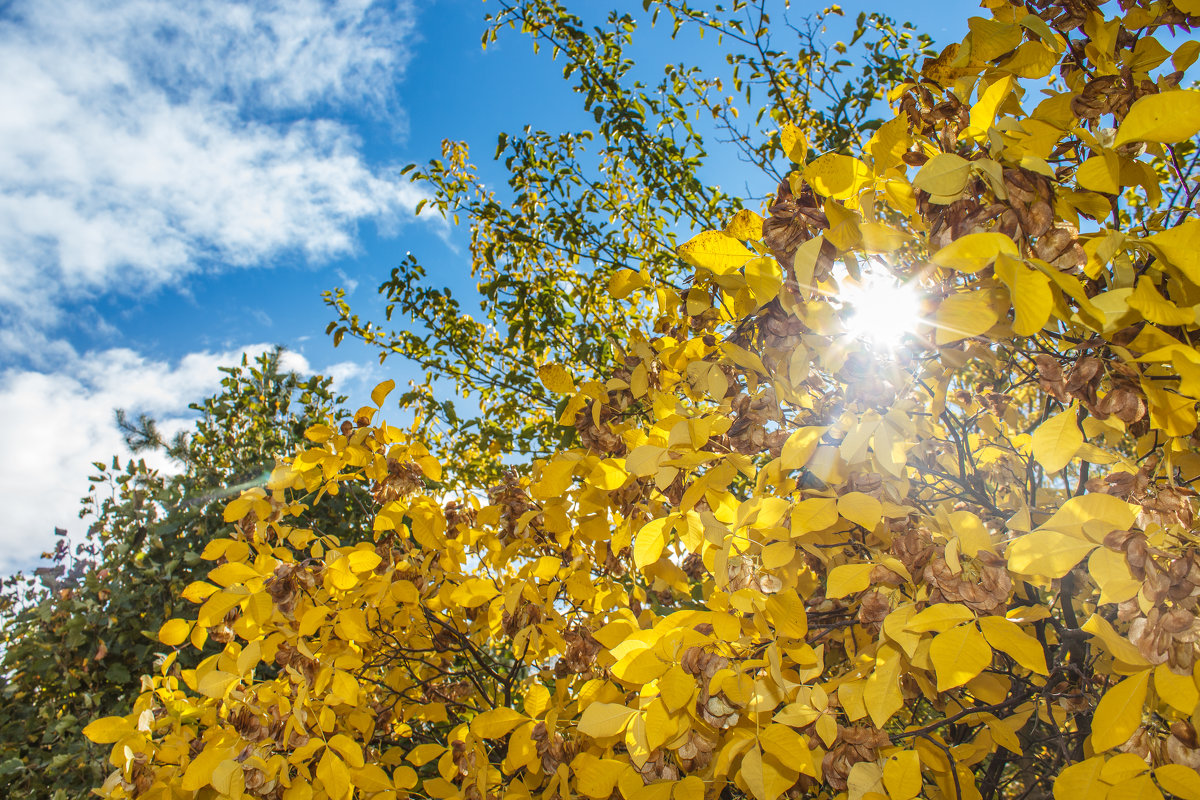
[838,266,922,347]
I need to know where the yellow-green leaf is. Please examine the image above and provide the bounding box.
[912,153,972,196]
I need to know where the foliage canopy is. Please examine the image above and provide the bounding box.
[84,1,1200,800]
[0,351,353,799]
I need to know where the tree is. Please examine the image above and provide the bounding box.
[0,350,359,800]
[86,1,1200,800]
[325,0,932,488]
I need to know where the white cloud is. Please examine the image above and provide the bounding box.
[0,343,363,574]
[0,0,424,328]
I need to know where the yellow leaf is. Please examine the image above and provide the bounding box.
[826,563,873,599]
[197,670,237,699]
[82,716,133,744]
[869,115,911,173]
[626,445,666,477]
[609,268,647,299]
[846,760,887,800]
[1088,548,1141,605]
[929,624,992,691]
[588,458,628,490]
[316,750,352,800]
[838,492,882,530]
[222,496,255,523]
[760,723,815,776]
[978,616,1048,675]
[1081,614,1152,668]
[740,744,797,800]
[1053,758,1106,800]
[573,753,632,799]
[746,257,783,306]
[1006,530,1098,579]
[533,458,576,498]
[677,230,755,275]
[471,708,527,740]
[1155,765,1200,800]
[1114,89,1200,146]
[859,222,910,253]
[934,291,1000,344]
[864,643,904,728]
[1090,670,1150,751]
[1147,219,1200,287]
[765,590,808,639]
[993,253,1053,335]
[793,235,825,293]
[351,763,394,792]
[1154,663,1199,714]
[912,153,972,196]
[538,364,575,394]
[577,702,637,739]
[633,518,669,569]
[371,379,396,407]
[931,233,1019,273]
[791,497,838,535]
[779,124,808,164]
[1129,275,1197,327]
[882,751,922,800]
[967,75,1013,137]
[449,577,499,609]
[802,153,872,200]
[658,665,696,713]
[1031,407,1083,473]
[905,603,975,634]
[780,426,826,470]
[726,209,765,240]
[406,743,444,766]
[346,549,382,573]
[1076,154,1121,194]
[328,734,365,769]
[304,423,334,443]
[158,618,191,646]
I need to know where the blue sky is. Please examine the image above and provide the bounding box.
[0,0,972,572]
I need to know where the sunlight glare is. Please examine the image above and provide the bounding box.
[840,269,921,347]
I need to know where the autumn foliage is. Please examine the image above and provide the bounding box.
[86,2,1200,800]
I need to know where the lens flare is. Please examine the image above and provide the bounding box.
[839,270,921,347]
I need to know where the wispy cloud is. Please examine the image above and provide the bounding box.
[0,0,424,330]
